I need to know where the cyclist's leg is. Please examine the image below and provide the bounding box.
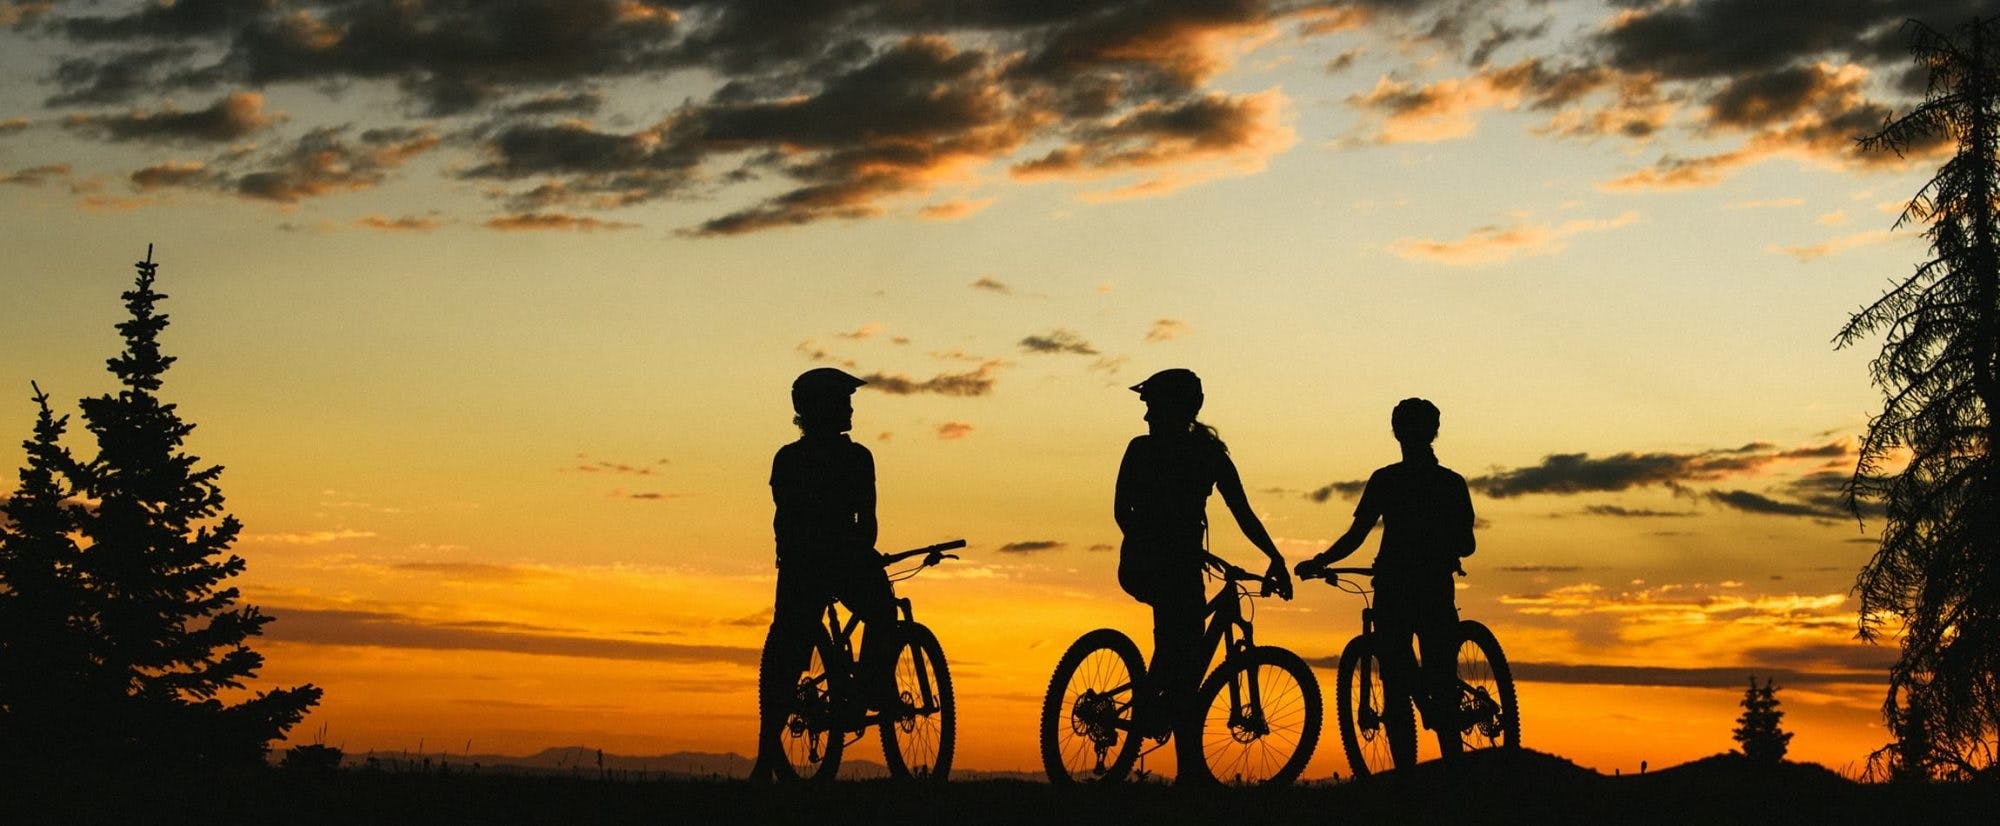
[1371,583,1423,767]
[840,562,901,710]
[1412,577,1461,747]
[754,570,825,779]
[1145,572,1208,782]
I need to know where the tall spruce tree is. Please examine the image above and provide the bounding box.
[59,247,320,768]
[0,383,91,767]
[1841,17,2000,780]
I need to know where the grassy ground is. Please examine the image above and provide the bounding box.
[17,749,1997,825]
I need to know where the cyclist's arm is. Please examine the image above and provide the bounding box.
[1112,438,1141,536]
[1214,452,1290,596]
[856,445,879,554]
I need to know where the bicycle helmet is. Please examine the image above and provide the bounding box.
[792,367,867,411]
[1129,368,1202,405]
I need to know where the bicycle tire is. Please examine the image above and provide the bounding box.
[881,622,955,781]
[1336,634,1416,778]
[1438,619,1519,755]
[1040,628,1147,785]
[766,624,848,782]
[1194,645,1322,786]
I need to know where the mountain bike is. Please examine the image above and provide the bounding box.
[1301,566,1518,777]
[765,539,964,782]
[1040,555,1322,786]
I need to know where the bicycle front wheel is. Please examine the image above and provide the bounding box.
[1195,646,1322,786]
[766,625,848,782]
[1040,628,1146,785]
[1336,634,1415,778]
[1440,620,1519,755]
[881,622,954,781]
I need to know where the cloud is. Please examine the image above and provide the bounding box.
[389,562,555,582]
[1467,440,1851,498]
[1769,230,1899,261]
[244,529,378,545]
[998,540,1066,554]
[936,421,974,440]
[1145,319,1190,342]
[970,276,1013,294]
[261,607,760,666]
[233,126,441,203]
[1389,212,1638,267]
[0,117,30,135]
[354,214,444,233]
[564,457,670,476]
[1019,329,1099,356]
[859,361,1003,397]
[1,163,71,186]
[1580,505,1695,519]
[483,212,638,232]
[1704,489,1841,520]
[917,198,995,221]
[62,91,275,144]
[1507,661,1882,689]
[1308,480,1368,503]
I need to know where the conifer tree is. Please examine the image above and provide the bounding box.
[0,383,91,767]
[1841,16,2000,781]
[57,247,319,768]
[1732,677,1793,763]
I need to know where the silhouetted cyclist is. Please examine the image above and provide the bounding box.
[751,367,900,781]
[1297,398,1476,762]
[1114,368,1291,785]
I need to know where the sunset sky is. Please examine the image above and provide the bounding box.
[0,1,1980,778]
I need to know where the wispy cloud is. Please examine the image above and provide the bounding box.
[1019,329,1099,356]
[262,607,760,666]
[1389,212,1638,267]
[484,212,637,232]
[1145,319,1190,343]
[998,540,1066,554]
[937,421,974,440]
[245,529,378,546]
[1769,230,1899,261]
[860,361,1004,397]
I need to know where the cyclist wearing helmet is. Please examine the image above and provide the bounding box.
[1297,398,1476,762]
[751,367,899,780]
[1114,368,1290,784]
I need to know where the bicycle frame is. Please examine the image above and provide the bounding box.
[821,594,945,728]
[1102,560,1270,736]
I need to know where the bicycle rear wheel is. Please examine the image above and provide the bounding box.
[765,625,848,781]
[880,622,954,781]
[1040,628,1147,784]
[1195,646,1322,785]
[1336,634,1415,778]
[1438,620,1519,755]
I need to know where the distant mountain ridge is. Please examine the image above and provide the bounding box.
[343,746,1045,781]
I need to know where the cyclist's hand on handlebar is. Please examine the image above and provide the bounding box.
[1294,555,1325,581]
[1263,559,1294,600]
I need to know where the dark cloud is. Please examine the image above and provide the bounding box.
[1467,441,1847,499]
[16,1,1355,232]
[1308,480,1367,503]
[1504,661,1882,689]
[1580,505,1695,518]
[483,212,638,232]
[1705,489,1841,519]
[61,91,274,144]
[998,540,1066,554]
[859,362,1002,397]
[1019,329,1099,355]
[236,126,439,202]
[130,161,226,191]
[970,276,1013,294]
[1594,0,1982,82]
[263,606,760,665]
[1,163,69,186]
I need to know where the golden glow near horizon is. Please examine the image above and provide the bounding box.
[0,1,1945,777]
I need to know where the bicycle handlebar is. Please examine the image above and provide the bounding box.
[880,539,967,567]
